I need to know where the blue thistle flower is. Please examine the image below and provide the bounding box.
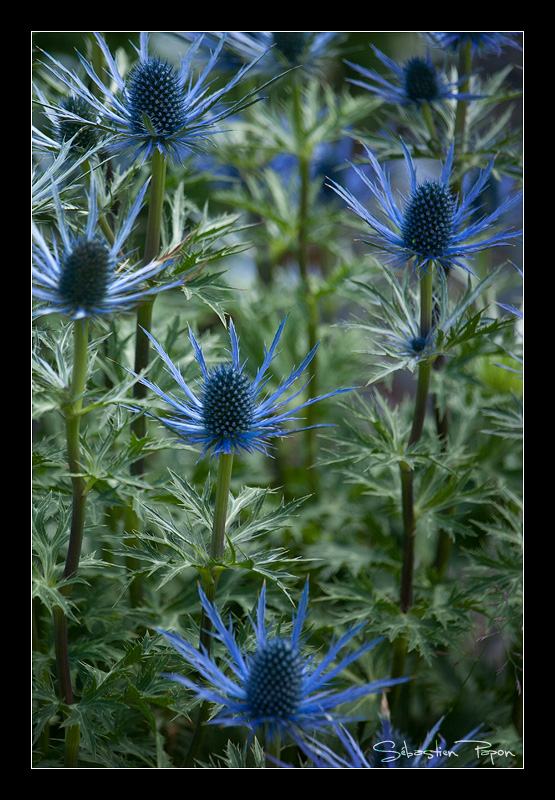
[346,46,478,107]
[39,32,283,165]
[328,140,522,275]
[32,176,179,319]
[387,323,439,363]
[53,95,101,153]
[176,31,345,75]
[425,32,522,57]
[157,581,408,744]
[289,715,483,768]
[126,316,352,458]
[271,32,311,65]
[370,714,483,768]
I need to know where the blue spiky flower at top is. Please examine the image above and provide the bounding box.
[39,32,284,165]
[157,581,409,745]
[328,140,521,275]
[126,316,353,458]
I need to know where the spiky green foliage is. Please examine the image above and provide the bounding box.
[121,472,308,596]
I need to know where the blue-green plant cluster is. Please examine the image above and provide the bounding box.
[32,31,523,769]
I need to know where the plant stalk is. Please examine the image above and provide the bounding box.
[408,269,433,448]
[400,269,433,608]
[53,315,90,767]
[391,269,434,703]
[127,149,167,606]
[454,38,473,160]
[432,40,472,575]
[266,730,282,768]
[291,74,318,486]
[421,101,438,145]
[132,148,167,439]
[199,452,234,650]
[185,452,234,767]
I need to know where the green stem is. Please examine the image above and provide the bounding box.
[210,452,234,562]
[389,635,409,714]
[399,461,416,614]
[185,452,234,767]
[62,318,89,582]
[391,269,434,701]
[433,525,453,576]
[401,270,433,598]
[63,721,81,768]
[431,41,473,576]
[127,149,167,606]
[199,452,234,651]
[265,730,282,767]
[53,315,90,767]
[408,269,433,448]
[454,38,473,160]
[291,75,318,484]
[143,148,167,268]
[421,101,438,145]
[132,148,167,427]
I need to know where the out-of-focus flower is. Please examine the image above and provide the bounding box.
[425,31,522,57]
[176,31,345,75]
[346,46,479,108]
[38,92,102,155]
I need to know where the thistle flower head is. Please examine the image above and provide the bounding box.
[126,316,352,458]
[401,179,455,256]
[403,56,440,102]
[346,46,479,108]
[246,637,303,718]
[58,237,112,310]
[271,32,309,64]
[176,31,344,75]
[290,715,483,768]
[200,361,256,441]
[39,32,282,165]
[55,95,100,153]
[328,140,522,275]
[32,176,178,319]
[425,31,522,56]
[157,581,408,744]
[408,335,430,354]
[393,328,438,362]
[125,55,189,141]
